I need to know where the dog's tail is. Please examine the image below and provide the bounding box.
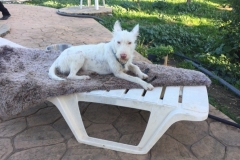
[48,63,65,81]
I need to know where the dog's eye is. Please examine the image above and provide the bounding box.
[117,41,121,44]
[128,42,132,45]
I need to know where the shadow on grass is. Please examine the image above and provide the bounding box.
[25,0,79,9]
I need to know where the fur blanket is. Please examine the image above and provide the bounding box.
[0,46,211,117]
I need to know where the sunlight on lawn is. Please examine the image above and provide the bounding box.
[158,13,215,27]
[112,1,225,27]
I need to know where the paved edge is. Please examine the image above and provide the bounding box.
[0,24,10,37]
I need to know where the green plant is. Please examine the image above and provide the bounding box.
[174,2,202,12]
[211,0,240,63]
[120,1,140,11]
[195,52,240,89]
[136,40,148,58]
[140,24,205,54]
[152,0,169,10]
[147,45,174,61]
[176,60,195,70]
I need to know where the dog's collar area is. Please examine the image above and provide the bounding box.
[111,47,127,68]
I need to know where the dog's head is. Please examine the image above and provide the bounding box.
[111,21,139,64]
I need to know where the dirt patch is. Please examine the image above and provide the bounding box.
[208,84,240,123]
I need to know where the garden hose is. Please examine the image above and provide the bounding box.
[56,10,105,22]
[174,52,240,97]
[186,60,240,97]
[208,114,240,129]
[174,52,201,65]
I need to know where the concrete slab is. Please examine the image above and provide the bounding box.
[0,24,10,37]
[58,6,112,15]
[2,4,112,48]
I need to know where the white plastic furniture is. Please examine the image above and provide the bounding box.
[80,0,105,10]
[0,37,26,48]
[47,86,209,154]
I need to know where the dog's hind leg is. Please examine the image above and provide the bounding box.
[67,58,90,80]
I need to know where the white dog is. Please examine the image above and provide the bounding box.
[48,21,154,90]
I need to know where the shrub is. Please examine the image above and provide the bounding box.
[152,0,169,10]
[174,2,202,13]
[147,45,174,61]
[140,24,204,54]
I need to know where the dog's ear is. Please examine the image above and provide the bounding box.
[131,24,139,37]
[113,21,122,33]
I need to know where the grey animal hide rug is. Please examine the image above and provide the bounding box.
[0,45,211,117]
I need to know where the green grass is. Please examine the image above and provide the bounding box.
[95,0,231,58]
[101,0,229,30]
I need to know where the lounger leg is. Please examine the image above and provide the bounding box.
[47,94,88,140]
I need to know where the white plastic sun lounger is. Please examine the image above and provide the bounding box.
[47,86,208,154]
[0,38,209,154]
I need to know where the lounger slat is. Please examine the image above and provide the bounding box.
[143,87,162,104]
[124,89,144,100]
[163,86,180,107]
[88,90,108,95]
[105,89,126,98]
[182,86,208,113]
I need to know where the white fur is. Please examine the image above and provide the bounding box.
[48,21,154,90]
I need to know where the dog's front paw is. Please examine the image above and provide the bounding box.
[139,73,149,80]
[143,83,154,91]
[82,76,91,80]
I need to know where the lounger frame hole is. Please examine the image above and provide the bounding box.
[160,86,166,99]
[178,86,183,103]
[78,102,150,146]
[142,90,147,97]
[124,89,129,94]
